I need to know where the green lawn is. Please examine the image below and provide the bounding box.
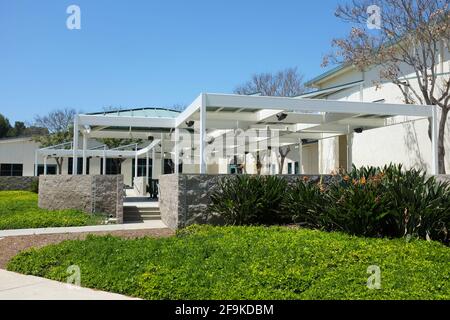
[0,191,103,230]
[7,225,450,300]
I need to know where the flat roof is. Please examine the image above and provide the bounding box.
[87,107,181,118]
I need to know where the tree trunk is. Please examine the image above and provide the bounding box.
[438,107,449,174]
[55,157,64,175]
[256,151,262,175]
[278,156,286,174]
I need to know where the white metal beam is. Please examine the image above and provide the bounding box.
[204,93,432,117]
[78,114,175,128]
[431,105,439,174]
[175,94,202,127]
[73,115,79,175]
[199,94,207,174]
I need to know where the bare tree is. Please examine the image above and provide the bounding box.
[234,67,306,97]
[34,108,77,134]
[323,0,450,173]
[33,108,77,174]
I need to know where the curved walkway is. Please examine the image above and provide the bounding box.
[0,270,139,300]
[0,220,168,238]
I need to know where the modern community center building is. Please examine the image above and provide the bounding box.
[0,43,449,226]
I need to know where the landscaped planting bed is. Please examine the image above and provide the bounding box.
[0,191,103,230]
[7,226,450,300]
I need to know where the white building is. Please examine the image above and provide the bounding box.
[1,53,446,184]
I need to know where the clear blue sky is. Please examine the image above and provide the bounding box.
[0,0,350,123]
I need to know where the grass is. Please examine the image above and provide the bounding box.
[0,191,103,230]
[7,225,450,300]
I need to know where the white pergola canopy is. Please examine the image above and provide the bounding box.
[37,93,439,176]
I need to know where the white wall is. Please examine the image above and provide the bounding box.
[0,138,57,176]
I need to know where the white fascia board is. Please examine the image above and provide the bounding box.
[297,81,363,99]
[78,115,175,128]
[38,149,137,158]
[204,93,432,117]
[175,94,202,127]
[89,131,154,139]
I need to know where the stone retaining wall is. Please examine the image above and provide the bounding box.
[435,175,450,184]
[159,174,334,230]
[39,175,124,223]
[0,176,38,191]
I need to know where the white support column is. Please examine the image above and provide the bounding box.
[146,151,150,187]
[298,139,303,174]
[34,151,38,176]
[72,115,79,175]
[346,133,353,173]
[82,133,87,175]
[174,128,180,174]
[160,136,165,175]
[134,145,138,181]
[152,145,156,178]
[431,105,439,175]
[199,94,207,174]
[43,156,48,176]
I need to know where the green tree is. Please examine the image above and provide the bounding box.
[0,114,12,138]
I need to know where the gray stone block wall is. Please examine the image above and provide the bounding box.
[159,174,181,230]
[435,175,450,184]
[39,175,124,223]
[0,176,39,191]
[159,174,334,230]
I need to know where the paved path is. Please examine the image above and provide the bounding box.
[0,270,139,300]
[0,220,168,238]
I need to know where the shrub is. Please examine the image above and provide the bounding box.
[29,179,39,193]
[209,165,450,244]
[7,226,450,300]
[283,178,325,228]
[286,164,450,243]
[209,175,288,225]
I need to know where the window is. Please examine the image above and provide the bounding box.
[37,165,57,176]
[0,164,23,176]
[294,162,299,175]
[288,163,293,174]
[164,159,182,174]
[68,158,90,175]
[100,158,121,175]
[132,159,153,179]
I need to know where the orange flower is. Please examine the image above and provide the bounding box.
[343,175,350,182]
[303,176,310,182]
[360,176,367,185]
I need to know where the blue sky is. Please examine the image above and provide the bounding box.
[0,0,350,123]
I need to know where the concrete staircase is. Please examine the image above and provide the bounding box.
[123,200,160,223]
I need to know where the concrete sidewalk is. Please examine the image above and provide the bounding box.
[0,220,168,238]
[0,270,140,300]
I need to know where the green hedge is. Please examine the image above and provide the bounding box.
[208,165,450,244]
[0,191,103,230]
[7,226,450,300]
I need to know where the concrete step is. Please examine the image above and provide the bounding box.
[125,213,161,219]
[124,208,160,213]
[124,215,161,222]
